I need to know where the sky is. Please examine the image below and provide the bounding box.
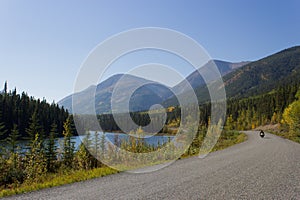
[0,0,299,102]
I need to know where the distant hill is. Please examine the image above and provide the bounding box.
[167,46,300,105]
[173,60,249,94]
[58,74,173,114]
[223,46,300,98]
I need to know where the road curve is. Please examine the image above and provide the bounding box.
[3,131,300,199]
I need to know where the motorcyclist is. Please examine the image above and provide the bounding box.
[259,130,265,138]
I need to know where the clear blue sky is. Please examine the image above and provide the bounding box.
[0,0,299,102]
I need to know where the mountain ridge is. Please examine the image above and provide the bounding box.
[59,46,300,114]
[59,59,247,113]
[176,45,300,105]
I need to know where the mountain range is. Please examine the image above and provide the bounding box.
[59,59,248,113]
[59,46,300,114]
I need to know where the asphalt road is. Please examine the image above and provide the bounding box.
[4,131,300,199]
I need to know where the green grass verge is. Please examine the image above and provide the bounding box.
[181,131,247,158]
[212,131,247,151]
[268,130,300,143]
[0,167,118,198]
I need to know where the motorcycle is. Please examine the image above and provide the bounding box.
[259,130,265,138]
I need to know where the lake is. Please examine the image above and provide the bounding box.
[64,132,173,150]
[7,132,174,153]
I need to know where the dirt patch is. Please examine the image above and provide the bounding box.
[254,124,280,132]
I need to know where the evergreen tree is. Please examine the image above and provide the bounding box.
[46,122,58,172]
[26,110,42,142]
[100,132,106,158]
[62,116,75,168]
[24,133,47,182]
[76,142,90,170]
[7,124,20,154]
[3,81,7,94]
[93,131,100,167]
[0,111,7,155]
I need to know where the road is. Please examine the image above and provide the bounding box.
[3,131,300,199]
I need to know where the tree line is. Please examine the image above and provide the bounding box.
[93,83,299,133]
[0,82,69,140]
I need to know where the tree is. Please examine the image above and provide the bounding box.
[3,124,24,185]
[24,133,47,182]
[62,116,75,168]
[45,122,58,172]
[225,115,235,131]
[282,90,300,137]
[93,131,100,166]
[0,117,7,140]
[26,110,42,142]
[76,142,91,170]
[0,83,69,140]
[3,81,7,94]
[0,111,7,155]
[75,130,96,170]
[100,132,106,158]
[7,124,20,154]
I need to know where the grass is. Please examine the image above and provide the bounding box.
[212,131,247,151]
[268,130,300,143]
[181,131,247,158]
[256,124,300,144]
[0,131,247,198]
[0,167,118,198]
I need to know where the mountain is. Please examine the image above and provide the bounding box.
[223,46,300,98]
[173,60,249,94]
[60,46,300,113]
[167,46,300,105]
[59,60,246,114]
[59,74,174,114]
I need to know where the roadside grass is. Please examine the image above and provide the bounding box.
[181,131,247,158]
[255,124,300,144]
[268,130,300,143]
[0,167,118,198]
[0,131,247,198]
[212,131,247,151]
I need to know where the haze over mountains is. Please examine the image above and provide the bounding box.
[59,46,300,114]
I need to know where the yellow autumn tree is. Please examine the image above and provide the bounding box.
[282,90,300,140]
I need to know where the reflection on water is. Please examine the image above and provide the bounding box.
[5,132,174,153]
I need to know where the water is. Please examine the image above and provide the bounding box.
[5,132,174,153]
[63,132,173,150]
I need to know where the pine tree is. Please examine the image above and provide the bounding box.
[100,132,106,158]
[3,81,7,94]
[62,116,75,168]
[26,110,41,142]
[94,131,100,158]
[7,124,20,154]
[76,142,90,170]
[0,111,7,155]
[46,122,58,172]
[24,133,47,182]
[93,131,100,167]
